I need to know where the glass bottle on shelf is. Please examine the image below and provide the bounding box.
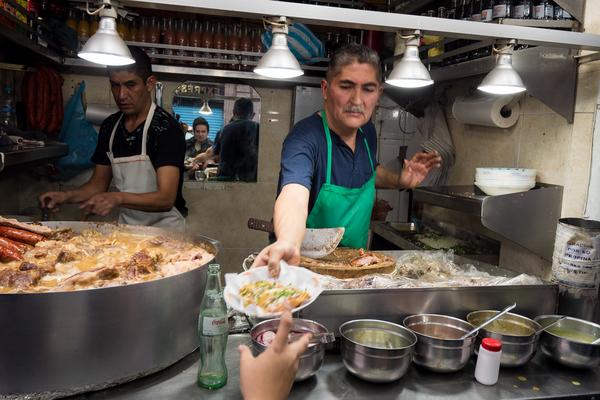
[492,0,512,20]
[512,0,532,18]
[471,0,483,20]
[196,264,228,390]
[240,24,252,71]
[554,5,572,20]
[252,27,263,64]
[213,21,225,68]
[162,17,174,64]
[533,0,553,19]
[76,9,89,42]
[116,15,129,40]
[129,17,139,42]
[201,20,214,67]
[147,16,160,63]
[229,24,241,70]
[324,32,333,58]
[189,19,202,66]
[175,18,189,65]
[458,0,472,20]
[481,0,493,22]
[447,0,457,19]
[66,8,77,31]
[137,16,148,44]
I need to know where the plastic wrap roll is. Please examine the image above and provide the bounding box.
[85,104,118,126]
[452,95,520,128]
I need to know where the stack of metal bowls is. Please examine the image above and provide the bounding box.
[534,315,600,368]
[467,310,541,367]
[403,314,477,372]
[250,318,329,381]
[339,319,417,383]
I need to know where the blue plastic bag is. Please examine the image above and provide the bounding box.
[262,22,324,64]
[56,82,98,172]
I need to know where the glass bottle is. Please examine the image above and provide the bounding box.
[554,5,572,20]
[471,0,483,20]
[481,0,493,22]
[252,27,263,65]
[129,17,139,42]
[197,264,228,390]
[447,0,458,19]
[492,0,512,20]
[65,8,77,31]
[201,20,214,67]
[0,82,17,130]
[240,24,252,71]
[175,18,189,65]
[162,17,174,64]
[324,32,333,58]
[190,19,202,66]
[213,21,225,68]
[147,16,160,63]
[458,0,472,20]
[512,0,532,18]
[76,9,89,41]
[533,0,553,19]
[116,15,129,40]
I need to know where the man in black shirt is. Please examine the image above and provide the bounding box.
[216,98,259,182]
[40,47,187,231]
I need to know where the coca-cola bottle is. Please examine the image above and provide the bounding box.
[197,264,228,390]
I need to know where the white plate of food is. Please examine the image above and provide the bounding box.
[224,261,324,318]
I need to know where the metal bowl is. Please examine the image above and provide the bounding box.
[339,319,416,383]
[403,314,477,373]
[250,318,328,381]
[467,310,542,367]
[534,315,600,368]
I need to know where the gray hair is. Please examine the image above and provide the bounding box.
[326,44,382,83]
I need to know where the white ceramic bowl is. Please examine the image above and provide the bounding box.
[475,177,536,187]
[476,168,536,180]
[474,181,535,196]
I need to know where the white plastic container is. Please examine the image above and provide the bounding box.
[474,337,502,385]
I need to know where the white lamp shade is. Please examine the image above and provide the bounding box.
[478,54,526,95]
[386,45,433,88]
[199,100,213,115]
[254,32,303,79]
[78,13,134,66]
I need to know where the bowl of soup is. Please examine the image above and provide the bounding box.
[403,314,477,372]
[467,310,542,367]
[534,315,600,368]
[339,319,416,383]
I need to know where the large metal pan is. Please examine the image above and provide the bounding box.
[0,221,219,398]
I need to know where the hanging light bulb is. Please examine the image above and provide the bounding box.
[78,2,134,66]
[199,99,213,115]
[386,31,433,89]
[478,40,526,95]
[254,16,303,79]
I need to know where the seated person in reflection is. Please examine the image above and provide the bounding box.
[215,98,259,182]
[186,117,213,179]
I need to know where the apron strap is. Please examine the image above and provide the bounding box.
[108,102,157,156]
[320,110,376,184]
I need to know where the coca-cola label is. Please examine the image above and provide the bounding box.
[471,13,482,21]
[202,316,228,336]
[492,5,508,19]
[481,8,493,22]
[513,5,525,18]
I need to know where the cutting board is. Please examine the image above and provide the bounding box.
[300,248,395,279]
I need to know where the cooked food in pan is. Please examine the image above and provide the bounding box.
[0,217,214,293]
[300,248,395,279]
[239,280,311,313]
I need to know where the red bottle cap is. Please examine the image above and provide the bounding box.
[481,337,502,352]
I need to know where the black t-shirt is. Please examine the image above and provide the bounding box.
[217,119,259,182]
[91,106,188,217]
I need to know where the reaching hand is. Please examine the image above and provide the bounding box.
[251,240,300,278]
[238,311,310,400]
[39,191,69,212]
[400,151,442,189]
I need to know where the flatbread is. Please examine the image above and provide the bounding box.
[300,248,395,279]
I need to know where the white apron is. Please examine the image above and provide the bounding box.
[107,103,185,231]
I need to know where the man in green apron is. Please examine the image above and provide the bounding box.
[253,44,441,276]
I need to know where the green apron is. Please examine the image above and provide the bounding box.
[306,111,376,249]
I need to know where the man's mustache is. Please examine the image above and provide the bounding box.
[344,106,364,113]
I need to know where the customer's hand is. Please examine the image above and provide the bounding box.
[251,240,300,278]
[238,311,309,400]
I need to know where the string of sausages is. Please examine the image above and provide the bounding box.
[22,65,64,135]
[0,227,44,261]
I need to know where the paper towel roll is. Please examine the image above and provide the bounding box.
[86,104,119,126]
[452,95,520,129]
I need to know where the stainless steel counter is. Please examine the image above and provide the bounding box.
[73,334,600,400]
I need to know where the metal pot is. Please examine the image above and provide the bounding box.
[0,222,219,398]
[403,314,477,373]
[339,319,416,383]
[467,310,541,367]
[534,315,600,368]
[250,318,328,381]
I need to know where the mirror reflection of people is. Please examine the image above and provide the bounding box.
[39,47,187,231]
[215,98,259,182]
[253,44,441,276]
[238,310,309,400]
[186,117,213,178]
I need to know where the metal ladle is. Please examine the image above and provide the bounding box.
[534,315,567,335]
[460,303,517,340]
